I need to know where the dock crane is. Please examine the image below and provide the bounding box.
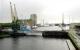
[0,2,20,33]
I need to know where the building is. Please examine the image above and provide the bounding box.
[30,14,37,26]
[18,14,37,29]
[18,19,32,27]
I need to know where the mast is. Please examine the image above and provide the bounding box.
[43,19,44,25]
[61,13,65,31]
[42,19,44,26]
[62,13,64,26]
[69,16,70,24]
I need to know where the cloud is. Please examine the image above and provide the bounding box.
[1,0,80,23]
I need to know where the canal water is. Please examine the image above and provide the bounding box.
[0,36,71,50]
[0,26,75,50]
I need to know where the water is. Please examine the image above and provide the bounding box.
[0,26,75,50]
[0,36,70,50]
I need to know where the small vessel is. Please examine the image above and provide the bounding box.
[42,14,68,38]
[42,31,68,38]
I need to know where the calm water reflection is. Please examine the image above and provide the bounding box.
[0,36,69,50]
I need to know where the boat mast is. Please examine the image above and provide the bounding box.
[62,13,64,26]
[43,19,44,25]
[62,13,65,31]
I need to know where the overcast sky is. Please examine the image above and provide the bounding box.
[1,0,80,24]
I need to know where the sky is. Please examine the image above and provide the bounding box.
[1,0,80,24]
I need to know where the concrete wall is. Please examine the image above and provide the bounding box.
[68,23,80,50]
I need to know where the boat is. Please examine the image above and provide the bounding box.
[42,30,68,38]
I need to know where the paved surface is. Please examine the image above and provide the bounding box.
[0,36,75,50]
